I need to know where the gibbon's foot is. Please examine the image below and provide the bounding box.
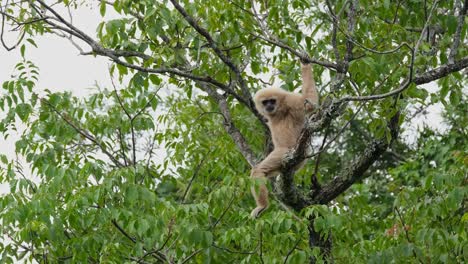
[250,206,268,218]
[304,98,319,110]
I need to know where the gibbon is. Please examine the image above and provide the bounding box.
[250,63,319,218]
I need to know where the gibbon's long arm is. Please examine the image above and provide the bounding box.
[301,63,319,105]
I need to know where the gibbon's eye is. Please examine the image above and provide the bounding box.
[262,99,276,106]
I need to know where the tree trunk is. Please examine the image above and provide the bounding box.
[308,216,333,263]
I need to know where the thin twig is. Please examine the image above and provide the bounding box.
[0,0,26,51]
[211,194,236,229]
[394,207,424,264]
[212,244,256,255]
[283,236,303,264]
[180,249,203,264]
[110,73,136,165]
[41,97,124,168]
[259,228,264,264]
[311,126,330,190]
[169,0,252,102]
[182,150,212,202]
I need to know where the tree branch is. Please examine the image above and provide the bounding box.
[111,219,170,263]
[169,0,253,104]
[312,111,400,204]
[247,0,337,70]
[205,86,257,166]
[273,99,344,211]
[345,0,357,63]
[0,0,26,51]
[251,32,338,70]
[41,97,125,168]
[414,56,468,85]
[448,0,467,63]
[182,151,211,202]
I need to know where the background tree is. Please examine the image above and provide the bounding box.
[0,0,466,263]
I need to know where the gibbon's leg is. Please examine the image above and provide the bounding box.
[250,148,289,218]
[301,63,319,108]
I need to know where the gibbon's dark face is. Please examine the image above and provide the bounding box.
[262,98,277,113]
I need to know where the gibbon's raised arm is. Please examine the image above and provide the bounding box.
[301,63,319,106]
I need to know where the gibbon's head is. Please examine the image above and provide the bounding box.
[254,87,288,117]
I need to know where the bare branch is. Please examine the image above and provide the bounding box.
[0,0,25,51]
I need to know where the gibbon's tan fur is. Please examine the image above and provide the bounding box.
[250,63,319,218]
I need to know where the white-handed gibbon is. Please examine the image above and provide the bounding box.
[250,62,319,218]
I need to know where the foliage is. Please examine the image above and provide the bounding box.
[309,110,468,263]
[0,0,467,263]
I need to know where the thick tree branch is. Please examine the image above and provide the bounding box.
[205,86,257,166]
[312,111,400,204]
[345,0,357,63]
[283,99,345,171]
[272,99,344,211]
[28,0,260,118]
[312,140,387,203]
[448,0,467,63]
[413,56,468,85]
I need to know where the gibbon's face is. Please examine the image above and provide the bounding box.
[261,97,278,114]
[254,87,287,117]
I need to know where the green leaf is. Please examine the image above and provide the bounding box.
[26,38,38,48]
[100,0,106,16]
[449,91,460,105]
[289,251,307,264]
[20,44,25,57]
[15,103,32,121]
